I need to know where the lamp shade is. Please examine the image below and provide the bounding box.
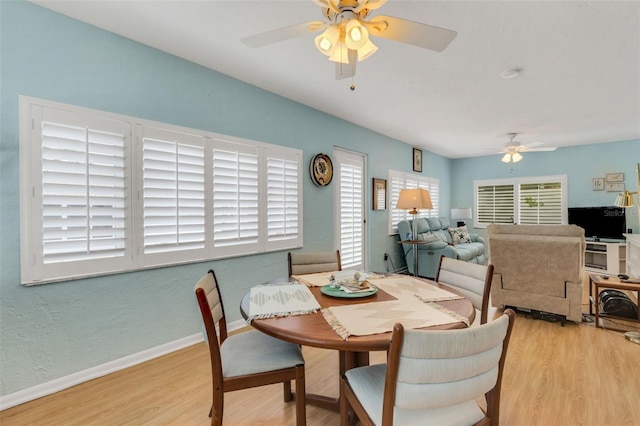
[451,208,472,220]
[615,191,635,208]
[396,188,433,214]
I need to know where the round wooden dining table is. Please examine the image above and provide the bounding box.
[240,275,475,412]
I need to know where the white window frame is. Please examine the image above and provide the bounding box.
[387,169,440,235]
[473,175,568,228]
[19,96,302,285]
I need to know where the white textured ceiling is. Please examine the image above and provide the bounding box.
[31,0,640,159]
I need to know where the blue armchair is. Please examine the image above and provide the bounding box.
[397,217,486,278]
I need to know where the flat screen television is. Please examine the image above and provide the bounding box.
[568,206,626,241]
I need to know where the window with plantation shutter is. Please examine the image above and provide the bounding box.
[336,152,364,269]
[140,127,205,264]
[212,142,259,251]
[21,101,133,284]
[474,175,567,227]
[266,152,301,248]
[388,170,440,235]
[20,96,302,284]
[476,184,515,225]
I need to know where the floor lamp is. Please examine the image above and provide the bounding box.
[614,163,640,231]
[396,188,433,276]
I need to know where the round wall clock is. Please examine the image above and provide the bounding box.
[310,153,333,187]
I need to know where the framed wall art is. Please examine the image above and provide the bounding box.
[373,178,386,210]
[413,148,422,172]
[592,178,604,191]
[605,172,624,182]
[606,182,625,192]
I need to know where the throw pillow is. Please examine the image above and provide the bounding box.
[448,225,471,244]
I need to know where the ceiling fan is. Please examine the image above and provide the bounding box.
[241,0,457,81]
[499,133,557,163]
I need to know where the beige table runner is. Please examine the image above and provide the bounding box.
[322,297,469,340]
[291,271,333,287]
[368,275,463,302]
[247,283,320,321]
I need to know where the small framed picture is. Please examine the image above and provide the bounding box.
[605,173,624,182]
[592,178,604,191]
[606,182,625,192]
[372,178,386,210]
[413,148,422,172]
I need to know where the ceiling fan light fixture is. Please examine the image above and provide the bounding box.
[329,40,350,64]
[315,25,340,55]
[357,39,378,61]
[512,152,523,162]
[501,153,511,163]
[345,19,369,49]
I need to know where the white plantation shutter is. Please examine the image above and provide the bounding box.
[141,127,205,262]
[338,158,363,269]
[212,142,259,250]
[20,97,303,284]
[388,170,440,234]
[475,176,566,227]
[519,181,563,224]
[477,184,515,225]
[266,153,301,248]
[21,102,133,284]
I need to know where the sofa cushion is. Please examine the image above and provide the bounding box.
[453,242,484,261]
[418,233,440,243]
[448,225,472,244]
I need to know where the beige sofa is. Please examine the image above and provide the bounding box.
[487,224,585,323]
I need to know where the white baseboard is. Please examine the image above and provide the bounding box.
[0,319,246,411]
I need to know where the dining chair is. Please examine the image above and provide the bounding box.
[288,249,341,277]
[195,270,306,426]
[435,255,495,325]
[340,309,516,426]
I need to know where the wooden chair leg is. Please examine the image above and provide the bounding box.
[340,379,350,426]
[295,364,306,426]
[212,391,223,426]
[283,380,293,402]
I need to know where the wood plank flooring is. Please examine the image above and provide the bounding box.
[3,282,640,425]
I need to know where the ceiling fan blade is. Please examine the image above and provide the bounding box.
[521,141,544,149]
[242,21,326,48]
[312,0,340,14]
[525,146,558,152]
[367,15,457,52]
[335,51,357,80]
[353,0,388,13]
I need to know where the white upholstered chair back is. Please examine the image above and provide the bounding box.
[195,270,227,343]
[435,256,494,324]
[288,250,341,276]
[393,312,511,412]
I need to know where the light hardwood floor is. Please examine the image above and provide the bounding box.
[3,286,640,425]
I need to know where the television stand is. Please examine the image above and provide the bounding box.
[585,241,626,276]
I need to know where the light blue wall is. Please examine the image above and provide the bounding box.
[2,0,637,400]
[0,1,452,396]
[451,140,640,237]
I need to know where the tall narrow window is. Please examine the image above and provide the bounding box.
[338,158,364,269]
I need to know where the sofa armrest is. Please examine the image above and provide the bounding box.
[415,241,449,250]
[469,234,485,244]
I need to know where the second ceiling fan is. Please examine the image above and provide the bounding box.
[241,0,457,80]
[499,133,557,163]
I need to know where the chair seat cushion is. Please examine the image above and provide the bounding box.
[345,364,486,426]
[221,330,304,378]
